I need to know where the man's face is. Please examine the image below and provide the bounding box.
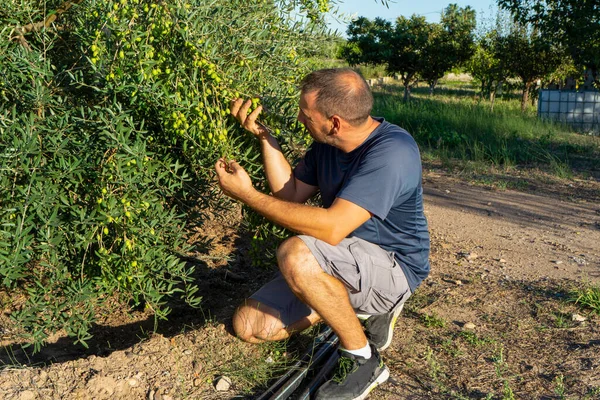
[297,90,333,144]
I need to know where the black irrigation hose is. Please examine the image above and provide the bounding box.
[293,348,340,400]
[256,324,339,400]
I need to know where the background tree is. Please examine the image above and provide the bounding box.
[502,23,564,111]
[342,5,476,101]
[387,15,431,101]
[341,16,392,67]
[498,0,600,87]
[421,4,476,95]
[467,30,508,108]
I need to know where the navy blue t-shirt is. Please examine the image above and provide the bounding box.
[293,118,430,291]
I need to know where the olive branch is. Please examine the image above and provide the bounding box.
[10,0,83,50]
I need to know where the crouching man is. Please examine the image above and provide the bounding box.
[215,68,430,400]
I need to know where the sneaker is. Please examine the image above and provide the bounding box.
[314,344,389,400]
[363,303,404,351]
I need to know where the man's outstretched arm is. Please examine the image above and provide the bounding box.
[215,158,371,245]
[230,98,318,203]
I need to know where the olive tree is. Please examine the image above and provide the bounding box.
[1,0,331,351]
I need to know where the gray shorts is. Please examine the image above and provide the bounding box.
[250,236,411,327]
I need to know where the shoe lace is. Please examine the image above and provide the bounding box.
[332,356,358,384]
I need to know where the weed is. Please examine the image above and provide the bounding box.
[505,179,529,190]
[421,313,447,328]
[425,346,446,389]
[553,311,571,329]
[502,380,516,400]
[441,338,463,357]
[492,344,508,378]
[570,284,600,315]
[583,387,600,399]
[554,374,566,399]
[224,338,292,391]
[547,153,573,179]
[459,331,495,347]
[403,290,438,313]
[472,175,509,190]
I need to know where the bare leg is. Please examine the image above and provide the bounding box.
[277,237,368,351]
[232,299,321,343]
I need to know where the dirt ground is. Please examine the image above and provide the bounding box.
[1,168,599,400]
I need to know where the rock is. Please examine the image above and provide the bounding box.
[454,280,463,286]
[463,322,476,330]
[467,252,478,261]
[127,378,140,387]
[215,376,232,391]
[445,190,450,194]
[193,378,203,387]
[183,349,192,355]
[265,356,274,364]
[19,391,36,400]
[553,260,563,265]
[570,256,587,265]
[499,259,506,263]
[572,313,587,322]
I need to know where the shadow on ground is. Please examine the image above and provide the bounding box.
[424,176,600,235]
[0,228,278,370]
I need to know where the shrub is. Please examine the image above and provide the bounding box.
[1,0,328,351]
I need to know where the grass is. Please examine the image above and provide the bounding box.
[570,283,600,315]
[554,374,566,399]
[371,80,600,180]
[420,312,446,328]
[458,331,495,347]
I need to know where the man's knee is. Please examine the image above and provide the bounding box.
[276,237,307,265]
[232,300,286,343]
[232,304,257,343]
[276,237,316,292]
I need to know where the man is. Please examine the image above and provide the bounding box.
[215,68,430,400]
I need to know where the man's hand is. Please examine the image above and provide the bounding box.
[215,158,256,202]
[230,98,270,139]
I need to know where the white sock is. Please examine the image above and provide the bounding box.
[341,343,372,359]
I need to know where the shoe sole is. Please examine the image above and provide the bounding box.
[378,303,404,351]
[353,365,390,400]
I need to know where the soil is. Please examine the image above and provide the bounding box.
[1,168,599,400]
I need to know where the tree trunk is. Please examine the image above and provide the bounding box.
[403,76,412,102]
[490,80,501,112]
[428,79,438,96]
[521,81,532,112]
[403,85,410,102]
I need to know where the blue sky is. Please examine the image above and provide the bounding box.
[327,0,498,36]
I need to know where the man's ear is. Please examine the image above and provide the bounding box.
[329,115,342,135]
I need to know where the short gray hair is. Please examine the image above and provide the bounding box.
[300,68,373,126]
